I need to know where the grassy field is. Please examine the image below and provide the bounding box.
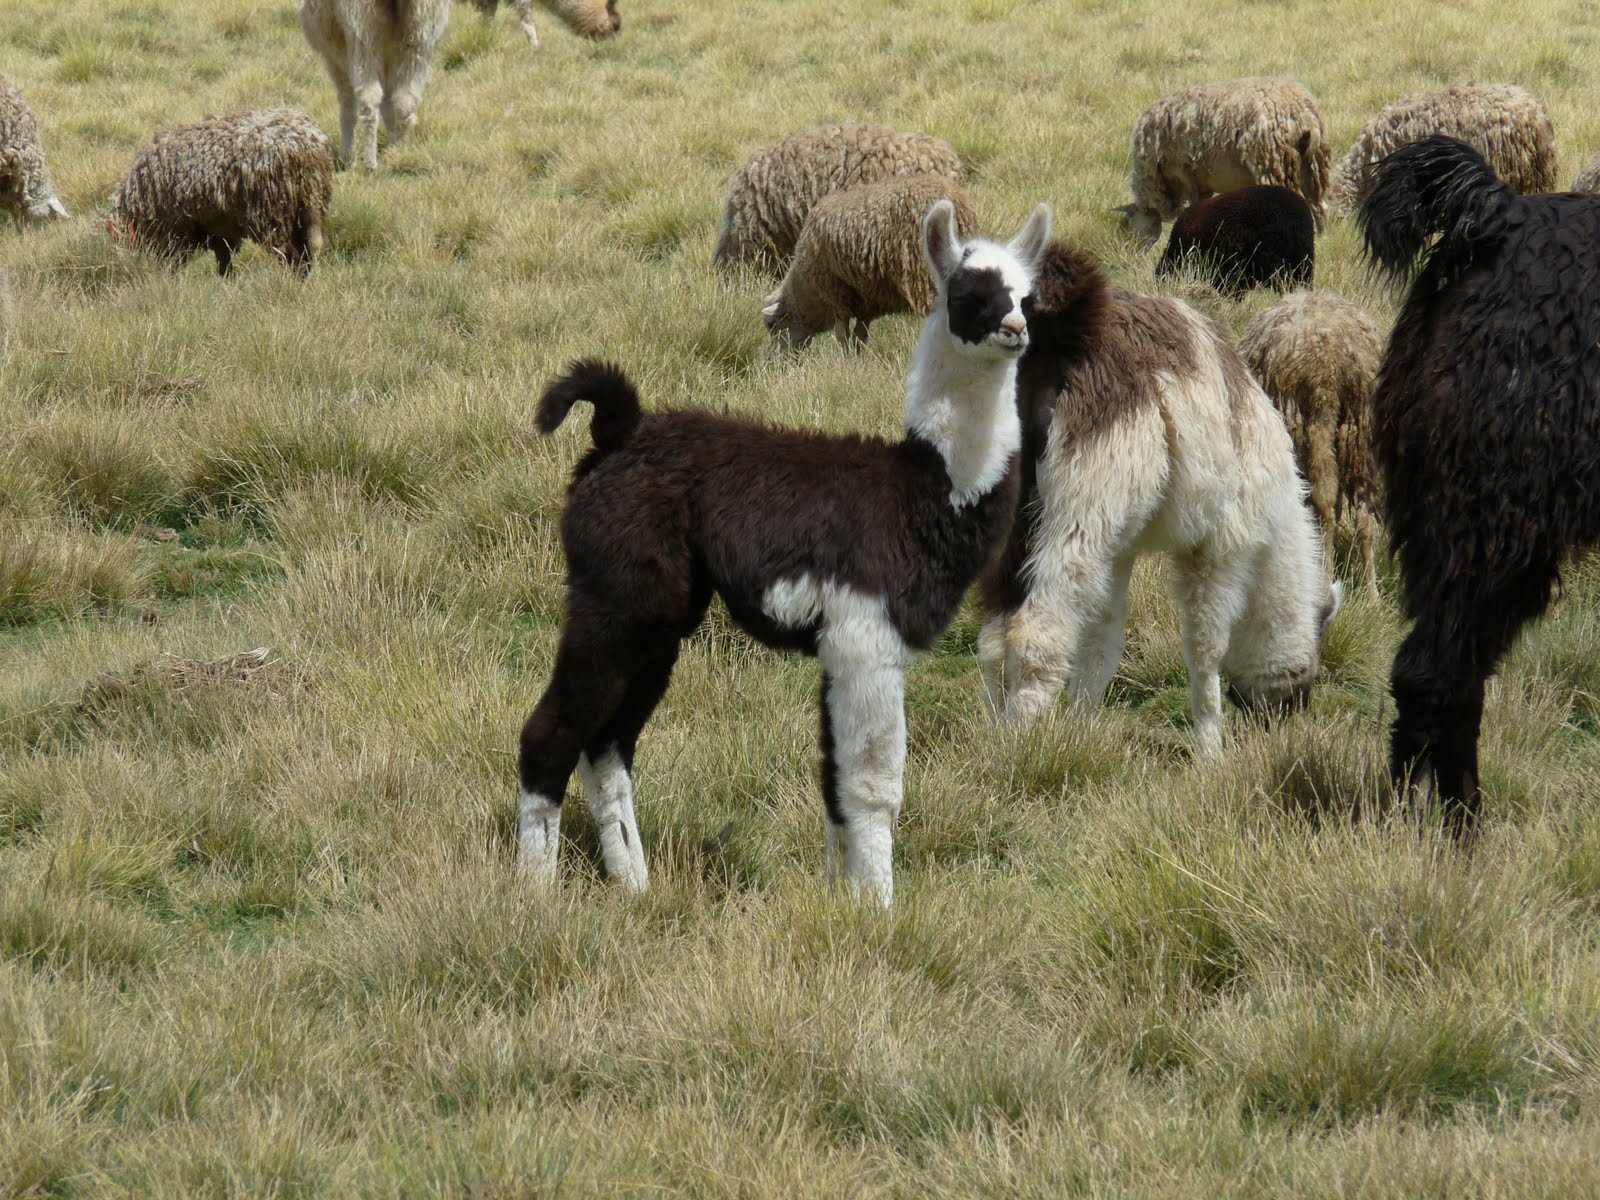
[5,0,1600,1194]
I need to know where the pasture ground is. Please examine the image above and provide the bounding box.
[4,0,1600,1194]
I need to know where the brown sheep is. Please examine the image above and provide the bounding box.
[1240,290,1386,600]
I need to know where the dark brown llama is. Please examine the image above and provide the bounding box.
[519,200,1052,905]
[1360,135,1600,836]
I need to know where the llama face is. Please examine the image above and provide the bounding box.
[923,200,1051,358]
[1225,582,1343,716]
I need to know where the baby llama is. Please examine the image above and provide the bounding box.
[519,200,1052,905]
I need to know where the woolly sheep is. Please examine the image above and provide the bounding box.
[1328,82,1556,215]
[464,0,619,46]
[1118,78,1329,246]
[712,123,966,275]
[1240,290,1386,600]
[0,76,69,221]
[299,0,451,171]
[762,175,979,350]
[1571,150,1600,193]
[109,109,333,277]
[1156,185,1315,293]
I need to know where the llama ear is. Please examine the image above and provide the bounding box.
[922,199,963,282]
[1006,203,1052,274]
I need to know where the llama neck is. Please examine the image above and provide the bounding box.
[904,322,1021,510]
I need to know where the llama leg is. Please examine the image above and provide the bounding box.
[577,649,680,891]
[1000,566,1096,724]
[1066,551,1136,705]
[349,58,383,170]
[1173,549,1254,758]
[324,62,358,167]
[819,667,905,906]
[817,597,908,906]
[517,623,642,885]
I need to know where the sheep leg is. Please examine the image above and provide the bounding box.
[977,612,1009,719]
[1172,547,1254,759]
[818,601,907,907]
[207,236,236,278]
[517,620,642,885]
[575,648,679,892]
[1356,505,1379,602]
[510,0,538,44]
[1066,550,1136,705]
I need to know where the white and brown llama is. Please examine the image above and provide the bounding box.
[519,199,1053,905]
[979,243,1341,756]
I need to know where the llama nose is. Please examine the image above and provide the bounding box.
[1000,314,1027,336]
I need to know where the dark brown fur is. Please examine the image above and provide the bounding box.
[522,361,1019,817]
[1157,185,1315,293]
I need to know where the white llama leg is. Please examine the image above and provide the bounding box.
[576,749,648,892]
[1173,548,1253,758]
[818,592,908,907]
[1001,577,1090,723]
[1066,551,1136,705]
[518,788,562,885]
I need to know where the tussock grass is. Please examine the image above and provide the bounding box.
[5,0,1600,1191]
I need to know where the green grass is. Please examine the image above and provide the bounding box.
[5,0,1600,1193]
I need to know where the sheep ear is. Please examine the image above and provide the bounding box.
[922,199,962,281]
[1006,203,1052,274]
[1319,580,1344,636]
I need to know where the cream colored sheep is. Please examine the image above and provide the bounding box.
[1239,290,1386,599]
[713,123,965,275]
[761,175,978,351]
[109,109,333,277]
[1571,150,1600,193]
[464,0,619,45]
[298,0,451,171]
[1328,82,1556,214]
[0,76,69,220]
[1118,78,1329,245]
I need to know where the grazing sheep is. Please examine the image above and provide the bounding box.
[1330,82,1556,215]
[980,242,1340,757]
[1118,78,1330,246]
[464,0,619,45]
[0,76,69,221]
[298,0,451,171]
[762,174,979,350]
[1240,291,1386,601]
[519,201,1052,906]
[712,123,966,275]
[109,109,333,277]
[1155,185,1315,294]
[1360,136,1600,837]
[1571,150,1600,193]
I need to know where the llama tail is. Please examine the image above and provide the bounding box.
[1358,135,1515,288]
[537,359,642,455]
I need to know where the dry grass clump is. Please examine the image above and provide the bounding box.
[5,0,1600,1191]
